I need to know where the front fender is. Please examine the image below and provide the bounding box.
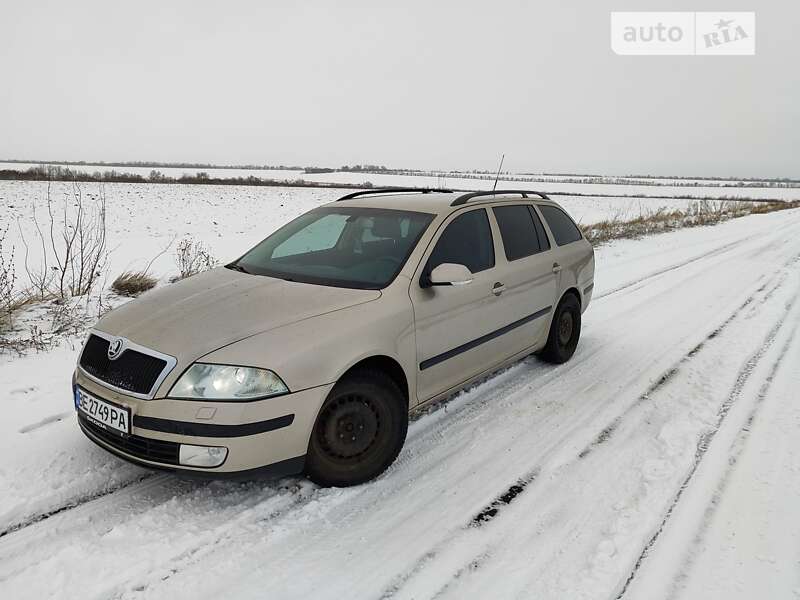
[199,289,417,401]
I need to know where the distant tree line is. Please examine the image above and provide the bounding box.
[339,164,389,172]
[4,159,796,187]
[0,166,375,190]
[0,158,307,171]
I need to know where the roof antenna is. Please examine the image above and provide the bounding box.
[492,153,505,193]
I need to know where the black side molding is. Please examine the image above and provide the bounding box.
[420,306,552,371]
[133,414,295,438]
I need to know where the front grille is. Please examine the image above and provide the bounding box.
[80,415,180,465]
[79,334,168,396]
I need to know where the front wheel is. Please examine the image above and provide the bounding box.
[305,369,407,487]
[540,293,581,364]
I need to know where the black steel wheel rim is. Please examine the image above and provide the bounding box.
[318,394,381,460]
[558,311,574,346]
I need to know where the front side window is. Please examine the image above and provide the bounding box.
[492,205,545,261]
[233,207,434,289]
[427,209,494,275]
[538,205,583,246]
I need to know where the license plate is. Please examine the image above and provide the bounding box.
[77,389,131,435]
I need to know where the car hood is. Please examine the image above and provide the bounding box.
[95,267,381,363]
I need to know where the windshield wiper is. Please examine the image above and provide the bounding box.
[226,263,251,274]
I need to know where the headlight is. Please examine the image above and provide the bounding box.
[169,363,289,400]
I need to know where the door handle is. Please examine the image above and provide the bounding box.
[492,282,506,296]
[552,263,562,274]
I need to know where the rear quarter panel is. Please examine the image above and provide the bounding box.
[533,203,595,312]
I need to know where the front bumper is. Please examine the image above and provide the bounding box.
[74,368,333,476]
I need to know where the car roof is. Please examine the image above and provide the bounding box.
[330,190,560,216]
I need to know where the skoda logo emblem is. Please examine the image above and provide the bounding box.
[107,338,124,360]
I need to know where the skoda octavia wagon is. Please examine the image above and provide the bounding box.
[74,189,594,486]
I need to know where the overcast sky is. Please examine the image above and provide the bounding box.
[1,0,797,177]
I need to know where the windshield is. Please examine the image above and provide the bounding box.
[231,206,435,289]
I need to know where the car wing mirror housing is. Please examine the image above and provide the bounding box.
[429,263,474,286]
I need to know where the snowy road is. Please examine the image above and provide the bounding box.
[1,209,799,599]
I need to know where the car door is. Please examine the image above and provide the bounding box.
[487,203,558,356]
[410,207,511,402]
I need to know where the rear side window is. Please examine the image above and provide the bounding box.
[492,205,545,261]
[538,205,583,246]
[428,209,494,274]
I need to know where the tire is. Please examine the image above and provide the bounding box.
[540,293,581,364]
[305,369,408,487]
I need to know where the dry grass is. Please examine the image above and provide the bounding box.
[111,270,158,297]
[1,295,93,355]
[581,200,800,246]
[1,294,41,338]
[0,328,48,355]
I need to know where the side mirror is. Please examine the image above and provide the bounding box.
[429,263,473,286]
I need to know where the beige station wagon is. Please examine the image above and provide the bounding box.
[73,189,595,486]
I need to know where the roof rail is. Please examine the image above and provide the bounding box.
[337,187,453,202]
[450,189,551,207]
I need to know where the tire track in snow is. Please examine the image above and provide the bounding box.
[577,255,797,460]
[377,468,539,600]
[471,469,541,526]
[614,278,799,599]
[123,481,316,596]
[428,550,492,600]
[661,320,800,600]
[594,215,800,302]
[17,411,73,434]
[110,477,385,600]
[595,238,745,300]
[0,478,315,591]
[0,472,157,540]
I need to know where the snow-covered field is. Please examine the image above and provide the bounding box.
[1,179,789,289]
[1,178,800,599]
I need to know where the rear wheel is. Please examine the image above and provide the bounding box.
[540,293,581,364]
[305,370,407,487]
